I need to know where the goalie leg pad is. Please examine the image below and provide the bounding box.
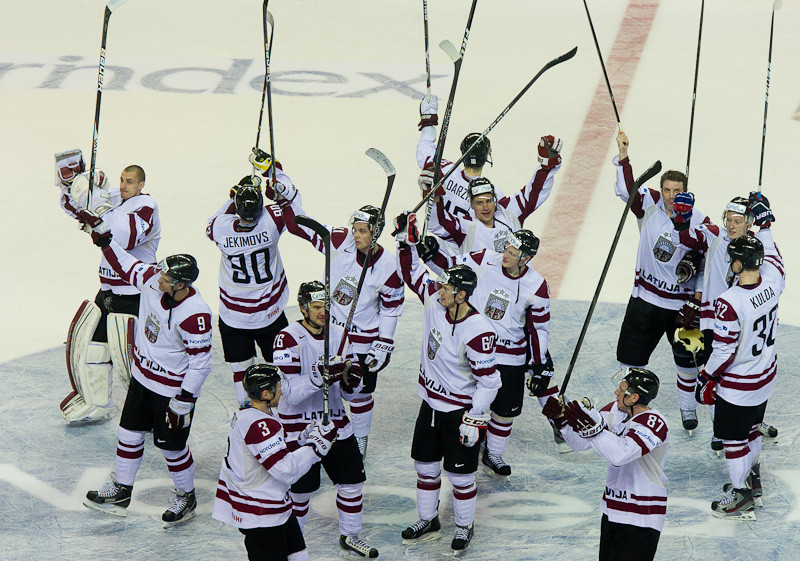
[107,313,136,389]
[63,300,113,415]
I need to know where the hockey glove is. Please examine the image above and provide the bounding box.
[541,396,567,429]
[366,337,394,373]
[564,398,605,438]
[676,250,703,283]
[527,357,555,397]
[417,235,440,263]
[418,162,445,200]
[677,296,701,330]
[314,356,350,386]
[166,390,196,430]
[249,148,273,173]
[459,410,489,447]
[537,135,563,168]
[55,149,86,187]
[749,191,774,227]
[77,210,112,248]
[230,175,262,199]
[305,420,338,458]
[671,192,695,231]
[418,95,439,130]
[393,211,420,244]
[266,177,297,203]
[341,365,362,393]
[695,370,717,405]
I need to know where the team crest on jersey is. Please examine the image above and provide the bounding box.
[652,233,676,262]
[493,231,510,253]
[427,328,442,360]
[333,275,358,306]
[484,289,511,320]
[144,314,160,344]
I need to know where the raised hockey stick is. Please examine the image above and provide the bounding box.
[253,5,277,182]
[423,0,431,100]
[758,0,782,193]
[408,46,578,216]
[685,0,705,179]
[293,214,332,424]
[87,0,132,207]
[335,149,396,356]
[559,160,662,396]
[581,0,621,129]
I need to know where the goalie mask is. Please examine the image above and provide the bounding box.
[235,183,264,224]
[242,364,283,402]
[727,235,764,270]
[460,133,492,167]
[350,205,385,239]
[159,254,199,288]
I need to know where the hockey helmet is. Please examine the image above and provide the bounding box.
[438,264,478,298]
[235,183,264,223]
[622,368,660,405]
[722,196,755,224]
[158,254,199,287]
[350,205,385,238]
[727,235,764,270]
[506,229,540,259]
[297,280,326,310]
[460,133,492,167]
[242,364,283,401]
[467,177,496,203]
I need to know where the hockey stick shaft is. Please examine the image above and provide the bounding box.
[336,149,396,356]
[559,160,662,396]
[582,0,621,128]
[759,0,782,192]
[685,0,704,179]
[88,0,131,206]
[423,0,431,99]
[410,46,578,214]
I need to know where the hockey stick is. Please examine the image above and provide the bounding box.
[408,46,578,215]
[559,160,662,396]
[253,5,277,182]
[87,0,132,207]
[335,149,396,356]
[685,0,705,179]
[581,0,621,129]
[293,215,332,424]
[758,0,782,193]
[423,0,431,100]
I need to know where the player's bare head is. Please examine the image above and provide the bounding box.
[120,165,146,200]
[243,364,283,405]
[660,170,687,192]
[123,165,145,183]
[722,197,754,240]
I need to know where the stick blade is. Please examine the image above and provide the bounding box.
[266,10,275,26]
[773,0,783,11]
[550,46,578,67]
[106,0,132,13]
[365,148,396,177]
[294,215,330,239]
[439,40,461,63]
[634,160,662,188]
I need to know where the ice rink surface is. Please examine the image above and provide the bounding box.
[2,0,800,559]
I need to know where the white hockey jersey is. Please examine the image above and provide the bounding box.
[561,403,669,532]
[282,206,404,354]
[102,241,213,398]
[213,405,320,529]
[61,188,160,296]
[613,156,709,310]
[397,243,500,414]
[705,244,785,407]
[273,321,361,443]
[429,163,558,255]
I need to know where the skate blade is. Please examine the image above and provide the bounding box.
[711,509,756,521]
[339,548,379,559]
[162,510,196,528]
[402,531,442,545]
[754,497,764,508]
[557,441,573,454]
[453,546,470,557]
[482,465,510,480]
[82,499,128,517]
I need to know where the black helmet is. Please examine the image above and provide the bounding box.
[440,264,478,298]
[350,205,385,239]
[507,229,540,259]
[297,280,326,310]
[243,364,282,401]
[467,177,496,204]
[460,133,492,167]
[727,235,764,270]
[622,368,660,405]
[235,183,264,223]
[159,254,199,287]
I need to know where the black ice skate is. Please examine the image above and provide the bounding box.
[339,534,379,558]
[711,437,723,456]
[482,446,511,477]
[724,465,763,508]
[712,487,755,521]
[451,523,474,556]
[680,408,698,433]
[83,474,132,517]
[401,515,442,544]
[162,489,197,528]
[758,422,778,439]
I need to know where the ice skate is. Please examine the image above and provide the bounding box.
[757,421,778,440]
[402,515,442,544]
[711,437,723,456]
[451,523,474,556]
[680,408,698,434]
[724,466,763,508]
[162,489,197,528]
[356,435,369,459]
[711,487,755,521]
[481,446,511,477]
[339,534,379,558]
[83,473,132,517]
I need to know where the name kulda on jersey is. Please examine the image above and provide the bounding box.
[750,285,776,309]
[223,231,271,248]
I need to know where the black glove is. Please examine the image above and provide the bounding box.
[527,354,555,397]
[749,191,774,227]
[417,236,440,262]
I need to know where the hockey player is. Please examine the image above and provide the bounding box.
[695,235,784,520]
[612,130,711,432]
[213,364,338,561]
[408,223,557,474]
[56,149,161,423]
[206,166,304,405]
[282,201,404,457]
[80,214,212,527]
[543,369,668,561]
[272,281,379,558]
[395,218,500,555]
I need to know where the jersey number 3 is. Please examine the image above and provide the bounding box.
[752,304,778,356]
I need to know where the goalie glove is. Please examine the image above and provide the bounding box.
[671,192,695,231]
[748,191,774,227]
[366,337,393,373]
[166,390,196,430]
[459,410,490,447]
[564,398,605,438]
[537,135,563,168]
[695,371,717,405]
[55,149,86,187]
[541,396,567,429]
[418,95,439,130]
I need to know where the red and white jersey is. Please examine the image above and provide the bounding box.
[428,164,558,255]
[613,156,709,310]
[101,240,213,398]
[61,188,160,296]
[705,255,785,406]
[282,205,404,354]
[213,405,320,529]
[397,243,500,414]
[427,249,550,367]
[561,404,669,532]
[273,321,361,443]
